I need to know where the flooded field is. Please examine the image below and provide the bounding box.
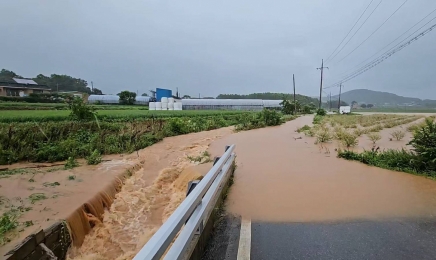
[209,115,436,222]
[1,127,232,259]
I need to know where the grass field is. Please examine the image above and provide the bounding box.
[0,102,149,110]
[356,107,436,113]
[0,109,252,123]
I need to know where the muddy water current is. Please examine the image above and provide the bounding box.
[66,127,232,260]
[209,115,436,222]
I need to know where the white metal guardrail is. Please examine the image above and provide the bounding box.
[133,145,236,260]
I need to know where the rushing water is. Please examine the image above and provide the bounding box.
[67,127,232,260]
[209,115,436,222]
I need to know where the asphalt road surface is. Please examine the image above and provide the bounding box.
[203,216,436,260]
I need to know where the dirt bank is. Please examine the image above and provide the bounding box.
[209,115,436,222]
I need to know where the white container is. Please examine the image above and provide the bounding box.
[174,102,183,110]
[168,103,174,109]
[168,107,174,111]
[155,107,162,111]
[149,102,156,110]
[161,97,169,103]
[155,102,162,109]
[161,102,168,110]
[168,97,175,103]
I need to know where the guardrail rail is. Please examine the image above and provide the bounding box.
[133,144,236,260]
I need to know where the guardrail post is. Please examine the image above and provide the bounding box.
[213,157,221,166]
[186,180,200,196]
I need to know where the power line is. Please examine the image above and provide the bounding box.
[334,0,409,65]
[328,14,436,86]
[327,0,383,64]
[325,0,375,63]
[324,21,436,89]
[340,6,436,76]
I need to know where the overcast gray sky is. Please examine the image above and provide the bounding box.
[1,0,435,99]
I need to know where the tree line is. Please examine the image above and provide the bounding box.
[216,92,319,104]
[0,69,103,94]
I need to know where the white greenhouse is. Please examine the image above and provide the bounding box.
[180,99,282,111]
[88,95,120,104]
[135,96,152,105]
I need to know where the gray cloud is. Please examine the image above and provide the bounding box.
[1,0,435,98]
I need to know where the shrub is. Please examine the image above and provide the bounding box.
[67,97,96,121]
[367,133,381,145]
[315,127,332,144]
[353,128,364,137]
[313,115,323,124]
[297,125,311,133]
[64,157,78,169]
[409,118,436,172]
[390,130,405,141]
[86,149,102,165]
[340,132,358,148]
[316,108,327,116]
[368,124,384,132]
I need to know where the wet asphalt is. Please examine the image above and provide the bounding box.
[202,216,436,260]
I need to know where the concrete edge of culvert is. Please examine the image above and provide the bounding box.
[185,160,237,260]
[4,162,142,260]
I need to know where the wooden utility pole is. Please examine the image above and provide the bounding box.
[329,92,332,111]
[293,74,296,115]
[316,59,329,109]
[91,81,94,92]
[338,83,343,110]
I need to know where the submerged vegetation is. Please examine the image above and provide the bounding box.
[338,118,436,178]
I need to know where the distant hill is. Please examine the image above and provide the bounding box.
[216,92,318,104]
[332,89,436,107]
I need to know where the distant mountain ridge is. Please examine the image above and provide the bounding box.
[332,89,436,106]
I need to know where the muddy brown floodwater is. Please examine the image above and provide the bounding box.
[209,115,436,223]
[66,127,232,260]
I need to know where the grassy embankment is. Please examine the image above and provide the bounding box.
[0,102,294,165]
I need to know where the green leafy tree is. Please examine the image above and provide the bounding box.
[91,88,103,95]
[118,91,136,105]
[182,95,191,99]
[280,99,301,115]
[360,104,367,108]
[141,93,148,96]
[0,69,22,82]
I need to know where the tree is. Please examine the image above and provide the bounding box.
[119,91,136,105]
[367,104,374,108]
[0,69,22,82]
[182,95,191,99]
[360,104,367,108]
[216,92,318,105]
[91,88,103,95]
[141,93,149,96]
[351,101,358,107]
[280,99,300,115]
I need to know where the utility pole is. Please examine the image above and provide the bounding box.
[316,59,329,109]
[56,83,59,93]
[91,81,94,92]
[293,74,296,115]
[329,92,332,112]
[338,83,343,110]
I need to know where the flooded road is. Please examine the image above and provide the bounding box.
[209,115,436,222]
